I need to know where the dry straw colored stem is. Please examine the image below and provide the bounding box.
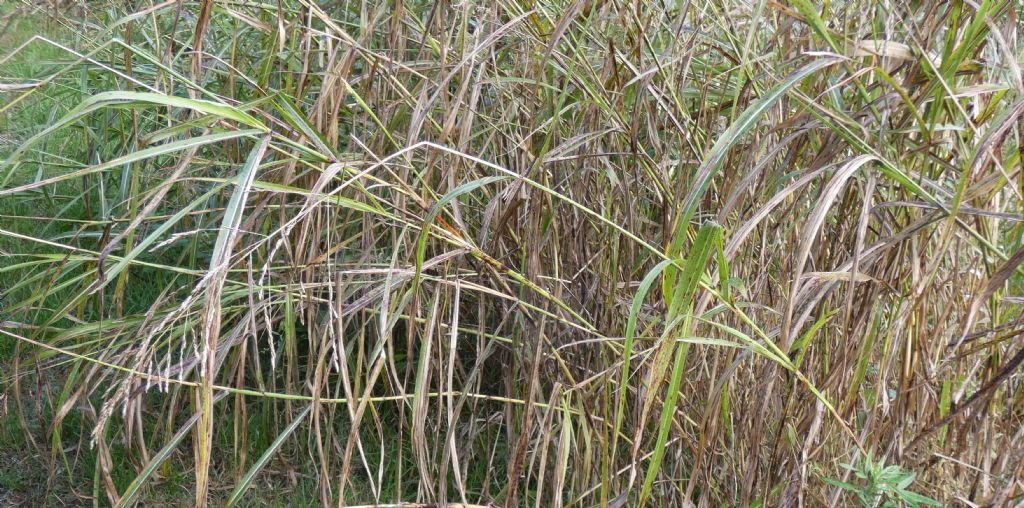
[1,0,1023,506]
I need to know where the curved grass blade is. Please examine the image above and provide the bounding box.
[610,258,674,471]
[1,130,261,196]
[675,56,841,231]
[414,175,508,282]
[638,222,722,507]
[225,405,312,507]
[3,91,267,177]
[114,393,228,508]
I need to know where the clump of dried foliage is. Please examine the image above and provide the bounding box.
[1,0,1023,506]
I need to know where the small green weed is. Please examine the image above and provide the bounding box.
[825,452,941,508]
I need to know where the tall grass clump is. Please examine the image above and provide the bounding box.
[1,0,1023,506]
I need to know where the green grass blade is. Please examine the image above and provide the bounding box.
[638,222,721,507]
[675,57,840,230]
[224,405,312,507]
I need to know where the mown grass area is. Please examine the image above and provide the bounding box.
[1,0,1024,506]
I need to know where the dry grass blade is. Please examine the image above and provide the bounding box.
[0,1,1021,507]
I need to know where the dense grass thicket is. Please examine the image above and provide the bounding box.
[2,0,1024,506]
